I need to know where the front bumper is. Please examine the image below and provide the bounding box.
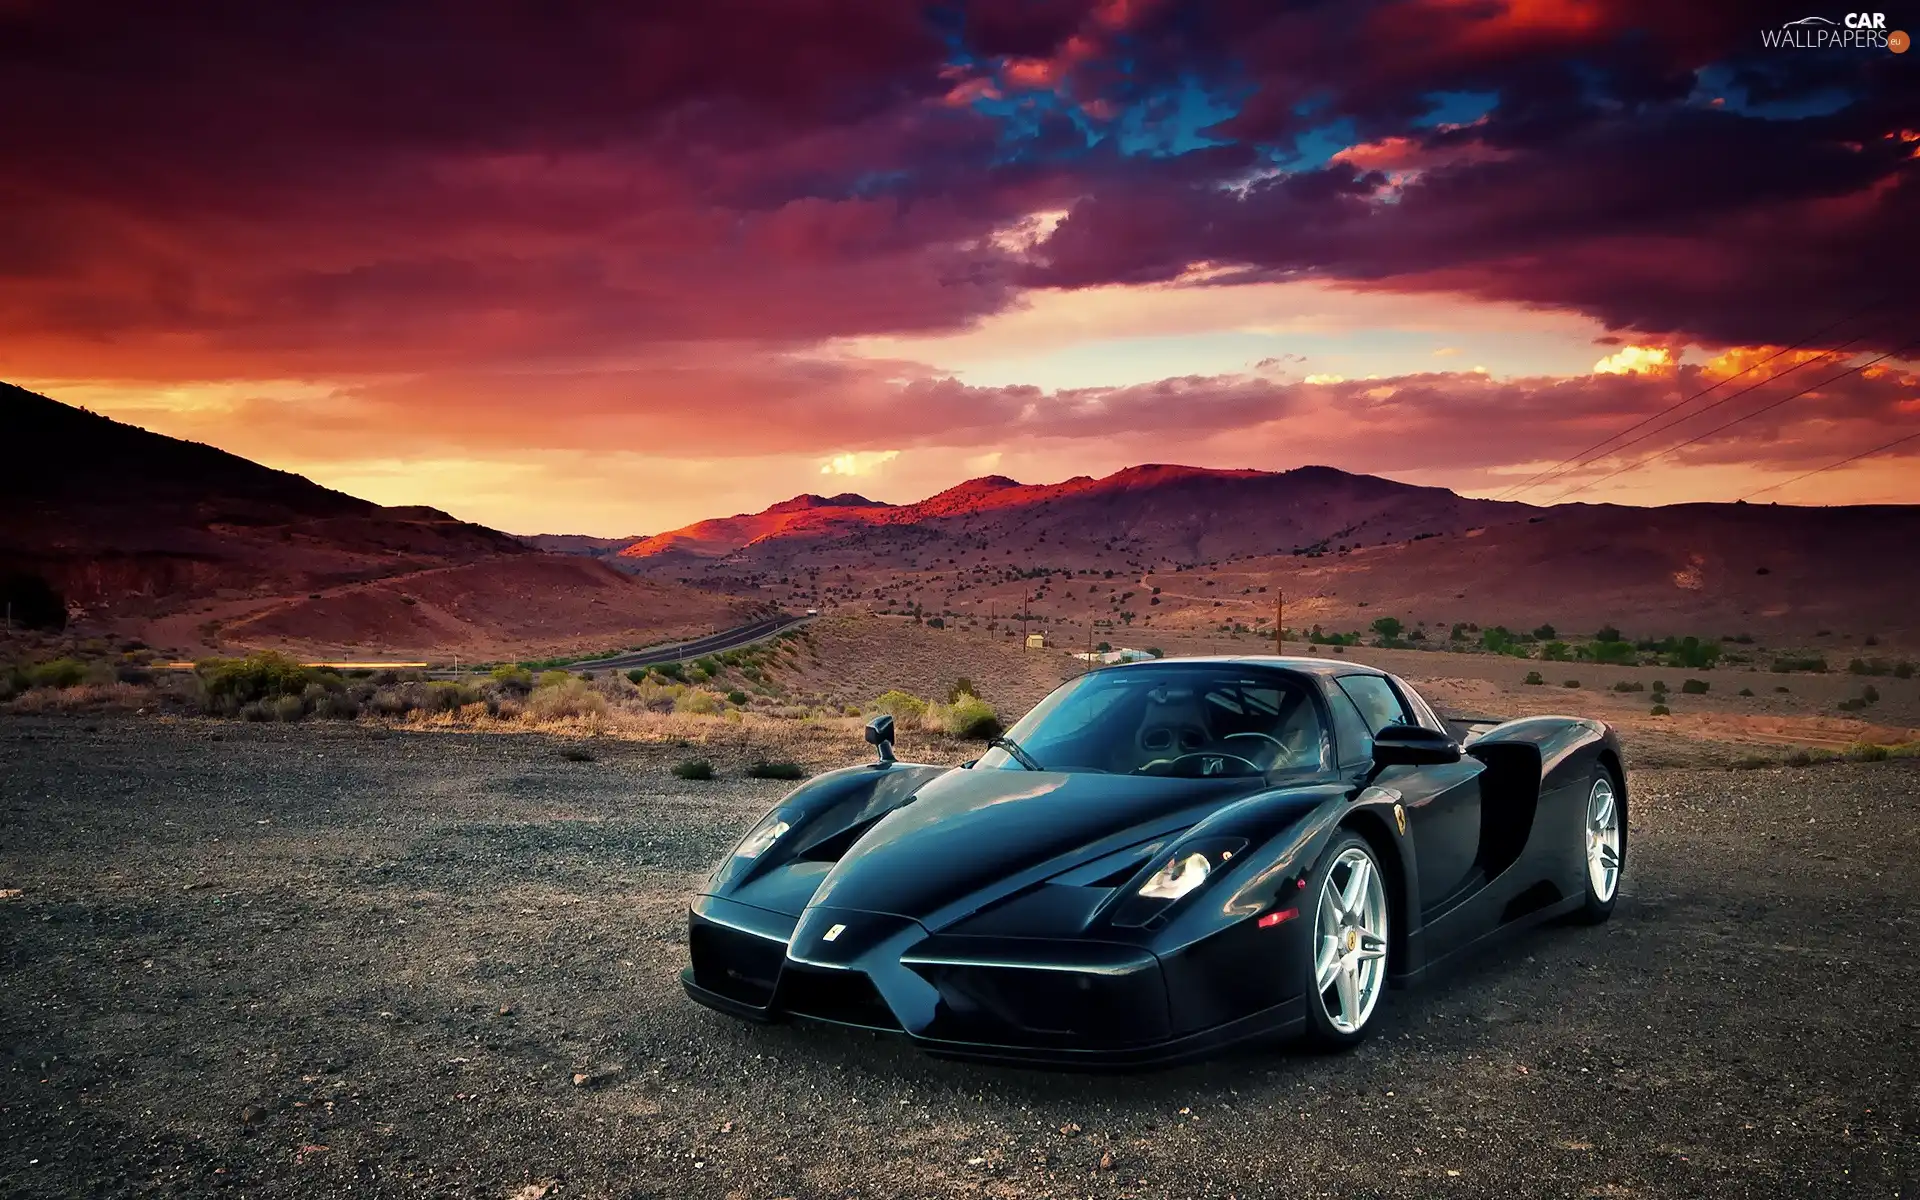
[684,894,1306,1068]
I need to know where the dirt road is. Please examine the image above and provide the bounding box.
[1,718,1915,1198]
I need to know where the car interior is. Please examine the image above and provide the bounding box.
[1004,670,1331,776]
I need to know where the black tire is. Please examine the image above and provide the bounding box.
[1302,832,1389,1051]
[1571,764,1624,925]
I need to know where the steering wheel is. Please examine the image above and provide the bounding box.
[1222,731,1292,764]
[1163,751,1262,777]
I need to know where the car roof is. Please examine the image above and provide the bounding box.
[1095,654,1388,680]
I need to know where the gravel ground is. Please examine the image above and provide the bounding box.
[1,717,1916,1199]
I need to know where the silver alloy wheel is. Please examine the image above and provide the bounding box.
[1314,845,1389,1034]
[1586,775,1622,902]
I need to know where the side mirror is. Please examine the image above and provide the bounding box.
[1370,723,1461,768]
[864,714,896,765]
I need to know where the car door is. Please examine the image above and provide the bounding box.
[1331,674,1486,917]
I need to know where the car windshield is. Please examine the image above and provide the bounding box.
[977,665,1330,777]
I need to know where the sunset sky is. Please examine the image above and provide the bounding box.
[2,0,1915,535]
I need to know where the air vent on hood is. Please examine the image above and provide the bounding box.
[1086,859,1150,889]
[797,815,887,863]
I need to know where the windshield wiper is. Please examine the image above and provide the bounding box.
[988,736,1044,772]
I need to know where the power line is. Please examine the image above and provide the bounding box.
[1543,337,1920,503]
[1740,429,1920,502]
[1549,334,1870,476]
[1507,327,1880,501]
[1493,295,1890,502]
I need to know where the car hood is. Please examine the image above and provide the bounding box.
[804,765,1267,927]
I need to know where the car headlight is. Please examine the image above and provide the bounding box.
[1111,837,1248,927]
[735,813,791,860]
[1139,851,1214,900]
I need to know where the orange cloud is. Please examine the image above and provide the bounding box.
[34,346,1916,534]
[1330,135,1510,174]
[1591,345,1675,375]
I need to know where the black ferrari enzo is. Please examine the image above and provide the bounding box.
[683,656,1625,1066]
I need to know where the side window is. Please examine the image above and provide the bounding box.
[1336,675,1409,735]
[1390,675,1449,735]
[1326,686,1375,766]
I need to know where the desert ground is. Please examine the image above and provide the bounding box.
[769,617,1920,759]
[2,716,1916,1199]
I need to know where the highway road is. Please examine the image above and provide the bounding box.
[568,613,809,671]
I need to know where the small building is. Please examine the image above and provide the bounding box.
[1070,647,1157,664]
[1025,633,1047,649]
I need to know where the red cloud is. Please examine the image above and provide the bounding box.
[2,0,1913,517]
[92,351,1917,491]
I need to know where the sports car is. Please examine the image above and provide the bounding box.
[683,656,1625,1066]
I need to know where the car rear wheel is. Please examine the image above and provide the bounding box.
[1303,833,1389,1049]
[1573,767,1624,923]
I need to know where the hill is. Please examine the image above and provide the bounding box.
[1123,500,1920,642]
[196,555,757,660]
[618,463,1532,568]
[3,381,526,615]
[513,533,646,557]
[600,461,1920,646]
[1,383,753,656]
[619,492,893,559]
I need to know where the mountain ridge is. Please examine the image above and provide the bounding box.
[0,383,754,655]
[615,462,1541,567]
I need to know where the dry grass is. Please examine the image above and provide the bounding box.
[8,617,1917,776]
[757,614,1078,714]
[395,704,970,767]
[5,682,155,713]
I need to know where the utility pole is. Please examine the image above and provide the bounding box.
[1275,585,1284,657]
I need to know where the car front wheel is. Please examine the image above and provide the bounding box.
[1303,833,1389,1049]
[1573,766,1624,924]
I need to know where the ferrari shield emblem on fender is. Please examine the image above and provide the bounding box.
[1394,804,1407,837]
[822,923,846,942]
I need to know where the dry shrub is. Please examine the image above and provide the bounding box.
[366,687,412,718]
[945,694,1002,739]
[526,678,608,721]
[922,694,1001,739]
[490,664,534,694]
[1784,748,1835,767]
[747,761,806,780]
[27,658,90,689]
[631,680,685,713]
[196,651,314,710]
[873,689,928,723]
[421,681,479,712]
[311,690,361,719]
[7,681,151,712]
[675,689,723,716]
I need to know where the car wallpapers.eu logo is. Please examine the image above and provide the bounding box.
[1764,12,1910,51]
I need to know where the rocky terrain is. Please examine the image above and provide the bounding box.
[2,718,1915,1198]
